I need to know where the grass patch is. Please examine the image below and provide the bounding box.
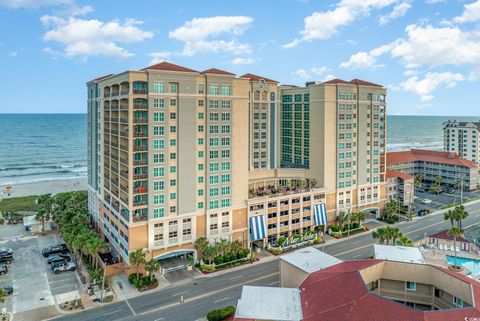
[0,195,40,213]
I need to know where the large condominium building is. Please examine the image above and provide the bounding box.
[443,120,480,162]
[87,62,388,269]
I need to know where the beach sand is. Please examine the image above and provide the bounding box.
[0,178,88,198]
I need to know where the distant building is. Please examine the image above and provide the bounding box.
[387,149,479,190]
[443,120,480,163]
[234,259,480,321]
[428,230,476,253]
[374,244,425,264]
[386,170,415,206]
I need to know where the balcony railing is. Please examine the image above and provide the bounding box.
[134,187,148,194]
[120,171,128,179]
[133,89,147,94]
[133,131,148,138]
[133,214,147,222]
[133,118,148,124]
[133,173,147,180]
[120,118,129,124]
[133,160,147,166]
[120,131,129,137]
[134,145,147,152]
[134,103,148,110]
[133,201,147,207]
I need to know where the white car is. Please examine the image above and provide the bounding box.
[421,199,432,204]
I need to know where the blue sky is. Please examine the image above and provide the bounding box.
[0,0,479,115]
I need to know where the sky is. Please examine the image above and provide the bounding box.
[0,0,480,115]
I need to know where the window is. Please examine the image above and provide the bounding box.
[209,85,219,96]
[221,174,230,183]
[198,83,204,94]
[209,175,219,184]
[198,163,204,171]
[221,199,230,207]
[170,126,176,133]
[153,181,164,191]
[221,162,230,171]
[154,154,164,163]
[169,231,178,238]
[154,167,164,177]
[154,112,164,122]
[198,138,204,145]
[221,186,230,195]
[221,113,230,121]
[453,296,464,307]
[210,223,218,230]
[153,140,164,150]
[154,98,164,108]
[198,100,204,107]
[198,189,204,196]
[169,83,178,93]
[222,125,230,134]
[153,194,164,205]
[154,126,164,136]
[170,139,176,147]
[183,228,191,236]
[170,192,176,200]
[153,82,165,93]
[198,112,204,120]
[222,101,231,109]
[210,163,219,172]
[209,100,219,109]
[153,208,164,218]
[170,166,176,173]
[405,282,416,291]
[170,112,176,120]
[170,99,176,106]
[209,188,218,197]
[221,85,231,96]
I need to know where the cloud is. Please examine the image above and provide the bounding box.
[0,0,71,8]
[454,0,480,23]
[379,1,411,25]
[425,0,445,3]
[41,16,153,59]
[231,57,254,65]
[8,51,18,57]
[284,0,398,48]
[169,16,253,56]
[293,66,330,81]
[341,23,480,70]
[339,44,394,69]
[149,51,171,65]
[396,72,465,101]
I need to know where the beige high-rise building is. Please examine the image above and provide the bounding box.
[443,120,480,162]
[87,62,388,271]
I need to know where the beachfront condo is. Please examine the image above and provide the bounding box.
[443,120,480,163]
[86,62,388,272]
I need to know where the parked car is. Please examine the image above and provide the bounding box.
[421,199,432,204]
[417,209,430,216]
[1,285,13,296]
[52,261,76,274]
[47,254,71,265]
[0,264,8,275]
[42,244,68,257]
[0,255,12,265]
[0,248,12,255]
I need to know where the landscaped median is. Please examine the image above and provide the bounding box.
[328,224,369,239]
[266,230,323,255]
[195,238,254,273]
[206,305,236,321]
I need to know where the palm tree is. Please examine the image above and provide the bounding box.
[444,210,455,227]
[414,174,425,189]
[89,268,103,284]
[217,239,230,257]
[308,178,317,189]
[396,235,413,247]
[384,200,397,219]
[454,205,469,230]
[356,212,366,227]
[389,227,402,245]
[35,208,50,233]
[194,237,209,259]
[372,228,388,244]
[229,240,243,258]
[448,227,462,268]
[89,237,107,269]
[130,249,146,278]
[202,245,217,265]
[144,259,160,282]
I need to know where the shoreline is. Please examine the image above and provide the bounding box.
[0,178,88,198]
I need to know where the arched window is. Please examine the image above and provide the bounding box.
[270,92,275,101]
[254,91,260,100]
[261,91,267,101]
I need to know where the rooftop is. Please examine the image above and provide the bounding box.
[201,68,235,76]
[386,169,415,180]
[387,149,477,169]
[322,78,383,87]
[240,73,278,83]
[235,286,302,321]
[280,246,342,273]
[429,230,472,244]
[374,244,425,264]
[142,61,198,73]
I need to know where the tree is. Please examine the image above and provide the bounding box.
[372,228,388,244]
[429,182,442,195]
[454,205,469,230]
[384,200,398,219]
[194,237,209,258]
[389,227,402,245]
[448,227,462,268]
[130,249,146,278]
[444,210,456,227]
[35,208,51,233]
[202,245,218,265]
[144,259,160,282]
[229,240,243,257]
[414,174,425,189]
[217,239,230,257]
[0,287,5,304]
[396,235,413,247]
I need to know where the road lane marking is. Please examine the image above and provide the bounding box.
[137,272,279,316]
[126,299,136,316]
[154,318,165,321]
[172,291,188,297]
[230,275,243,280]
[352,241,361,245]
[268,281,279,286]
[214,297,229,303]
[352,254,362,259]
[102,309,123,316]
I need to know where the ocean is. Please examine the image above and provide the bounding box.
[0,114,479,186]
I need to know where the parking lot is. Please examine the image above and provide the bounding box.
[413,187,480,214]
[0,225,80,321]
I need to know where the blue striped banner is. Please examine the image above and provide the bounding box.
[314,203,328,226]
[249,215,266,241]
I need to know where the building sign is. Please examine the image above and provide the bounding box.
[280,232,316,248]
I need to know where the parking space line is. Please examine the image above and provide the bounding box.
[229,275,243,280]
[102,309,123,316]
[214,297,229,303]
[125,299,137,316]
[172,291,188,297]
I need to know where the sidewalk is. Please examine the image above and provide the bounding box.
[110,272,170,301]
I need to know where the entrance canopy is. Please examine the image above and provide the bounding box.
[156,250,193,260]
[314,203,328,226]
[250,215,266,241]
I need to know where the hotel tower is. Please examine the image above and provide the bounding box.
[87,62,387,268]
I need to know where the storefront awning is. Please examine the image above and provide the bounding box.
[314,203,328,226]
[249,215,266,241]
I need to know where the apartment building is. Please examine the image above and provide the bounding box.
[87,62,388,268]
[386,169,415,206]
[443,120,480,162]
[387,149,479,191]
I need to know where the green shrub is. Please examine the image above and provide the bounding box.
[329,225,342,232]
[128,273,143,286]
[201,264,216,272]
[268,247,282,255]
[207,305,236,321]
[292,233,302,239]
[277,236,287,247]
[223,253,231,262]
[214,256,224,265]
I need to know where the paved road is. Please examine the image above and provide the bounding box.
[52,200,480,321]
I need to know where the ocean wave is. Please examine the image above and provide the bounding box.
[0,164,85,171]
[387,141,444,152]
[1,168,87,179]
[1,175,87,186]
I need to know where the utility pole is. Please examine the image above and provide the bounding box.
[460,175,464,204]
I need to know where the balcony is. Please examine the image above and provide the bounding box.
[133,200,147,207]
[133,173,147,180]
[111,85,120,97]
[120,170,128,179]
[120,82,129,95]
[132,82,148,94]
[133,117,148,124]
[134,145,148,152]
[133,214,147,222]
[133,131,148,138]
[133,159,147,166]
[133,98,148,110]
[120,117,129,124]
[133,186,148,194]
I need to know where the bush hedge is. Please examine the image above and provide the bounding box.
[207,305,236,321]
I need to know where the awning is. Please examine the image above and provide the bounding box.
[314,203,328,226]
[249,215,266,241]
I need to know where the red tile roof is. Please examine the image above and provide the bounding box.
[300,260,480,321]
[386,169,414,181]
[142,61,198,73]
[321,78,383,87]
[240,73,278,83]
[429,230,471,244]
[90,74,113,82]
[201,68,235,76]
[387,149,477,169]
